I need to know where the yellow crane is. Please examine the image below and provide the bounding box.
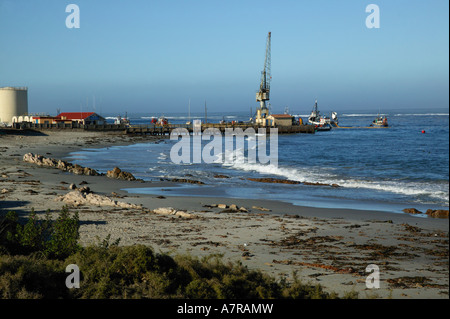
[254,32,272,125]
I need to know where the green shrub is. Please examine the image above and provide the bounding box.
[185,279,218,299]
[281,274,338,299]
[0,207,80,259]
[44,207,80,259]
[0,254,68,299]
[0,209,344,299]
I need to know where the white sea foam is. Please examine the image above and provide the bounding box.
[225,161,449,204]
[157,152,168,160]
[342,114,380,117]
[341,113,448,117]
[393,113,449,116]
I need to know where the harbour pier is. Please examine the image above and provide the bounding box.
[7,122,315,135]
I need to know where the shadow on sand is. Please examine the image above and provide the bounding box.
[0,129,48,136]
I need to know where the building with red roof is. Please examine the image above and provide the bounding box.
[57,112,105,125]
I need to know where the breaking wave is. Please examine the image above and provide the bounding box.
[224,161,449,204]
[393,113,449,116]
[341,114,380,117]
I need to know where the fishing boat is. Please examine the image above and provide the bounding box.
[114,113,130,126]
[156,116,169,126]
[150,116,168,125]
[371,115,388,127]
[308,99,333,131]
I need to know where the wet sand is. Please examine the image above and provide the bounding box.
[0,130,448,299]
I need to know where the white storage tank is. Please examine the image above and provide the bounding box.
[0,87,28,125]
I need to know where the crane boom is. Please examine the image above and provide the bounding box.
[256,32,271,103]
[261,31,271,93]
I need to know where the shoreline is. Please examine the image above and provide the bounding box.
[61,130,449,216]
[1,130,448,299]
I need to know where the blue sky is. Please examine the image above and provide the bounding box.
[0,0,448,115]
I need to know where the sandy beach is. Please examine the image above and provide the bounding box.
[1,129,448,299]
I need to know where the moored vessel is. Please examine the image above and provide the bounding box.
[308,99,336,131]
[371,115,388,127]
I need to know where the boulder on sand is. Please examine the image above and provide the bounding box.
[402,208,423,215]
[107,167,136,181]
[56,190,140,209]
[152,207,195,218]
[23,153,99,176]
[425,209,449,218]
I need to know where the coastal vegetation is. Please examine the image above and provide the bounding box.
[0,208,346,299]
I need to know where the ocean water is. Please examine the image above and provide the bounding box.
[68,109,449,215]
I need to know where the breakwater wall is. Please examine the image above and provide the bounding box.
[8,122,316,135]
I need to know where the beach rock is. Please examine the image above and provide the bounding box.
[153,207,195,218]
[23,153,42,165]
[163,178,204,185]
[119,171,136,181]
[42,157,57,167]
[107,167,122,178]
[57,160,69,170]
[83,167,99,176]
[425,209,449,218]
[78,186,91,194]
[23,153,100,177]
[252,206,271,212]
[71,164,85,175]
[111,192,124,198]
[174,211,195,218]
[402,208,423,215]
[303,181,340,187]
[210,203,248,213]
[107,167,136,181]
[214,174,230,179]
[153,207,175,215]
[69,183,77,190]
[247,177,301,184]
[56,190,140,209]
[1,188,10,194]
